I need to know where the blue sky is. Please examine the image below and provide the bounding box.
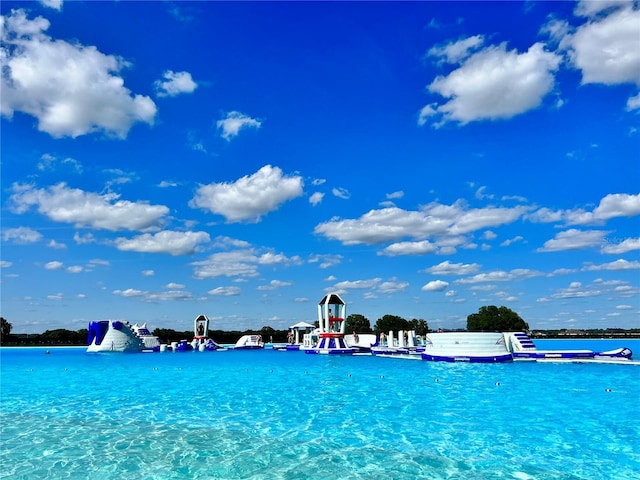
[1,1,639,334]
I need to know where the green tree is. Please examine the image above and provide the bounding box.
[260,325,276,341]
[408,318,429,335]
[374,314,409,334]
[345,314,372,333]
[38,328,87,345]
[1,317,12,344]
[153,328,193,343]
[467,306,529,332]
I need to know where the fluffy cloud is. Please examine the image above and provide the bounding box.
[40,0,62,10]
[314,201,529,246]
[9,182,169,231]
[112,288,194,302]
[421,280,449,292]
[1,9,156,138]
[529,193,640,225]
[378,279,410,294]
[191,245,302,279]
[216,111,262,141]
[582,259,640,271]
[114,230,211,256]
[208,286,241,296]
[428,35,484,64]
[566,4,640,87]
[154,70,198,97]
[420,40,561,126]
[190,165,304,223]
[456,268,543,284]
[601,238,640,254]
[257,280,293,291]
[2,226,42,244]
[379,240,437,256]
[309,192,324,206]
[538,229,609,252]
[424,261,481,276]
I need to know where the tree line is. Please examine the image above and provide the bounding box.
[2,307,638,346]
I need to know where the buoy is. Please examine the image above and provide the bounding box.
[495,382,500,386]
[435,378,439,382]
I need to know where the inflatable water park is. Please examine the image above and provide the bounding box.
[86,292,635,364]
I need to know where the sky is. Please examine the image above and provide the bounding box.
[1,0,639,335]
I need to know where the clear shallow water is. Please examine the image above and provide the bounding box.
[1,340,639,480]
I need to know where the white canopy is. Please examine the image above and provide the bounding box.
[289,321,315,329]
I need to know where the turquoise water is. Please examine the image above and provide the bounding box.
[1,340,639,479]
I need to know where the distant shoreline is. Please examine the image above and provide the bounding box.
[2,333,640,348]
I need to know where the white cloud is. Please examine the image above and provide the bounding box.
[74,232,95,245]
[208,286,241,296]
[565,5,640,87]
[112,288,193,302]
[549,281,602,299]
[315,201,529,246]
[154,70,197,97]
[582,259,640,271]
[308,254,343,269]
[377,278,409,294]
[40,0,63,10]
[9,182,169,231]
[529,193,640,226]
[421,42,561,126]
[191,246,300,279]
[601,237,640,254]
[627,92,640,111]
[456,269,543,284]
[190,165,304,223]
[2,226,42,244]
[114,230,211,256]
[574,0,631,18]
[539,16,571,45]
[309,192,324,206]
[428,35,485,64]
[591,193,640,221]
[257,280,292,291]
[538,229,608,252]
[386,191,404,200]
[47,239,66,249]
[424,260,481,276]
[333,278,382,290]
[45,261,63,270]
[379,240,437,256]
[216,111,262,141]
[37,153,82,173]
[1,9,156,138]
[527,207,565,223]
[421,280,449,292]
[501,235,524,247]
[332,187,351,200]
